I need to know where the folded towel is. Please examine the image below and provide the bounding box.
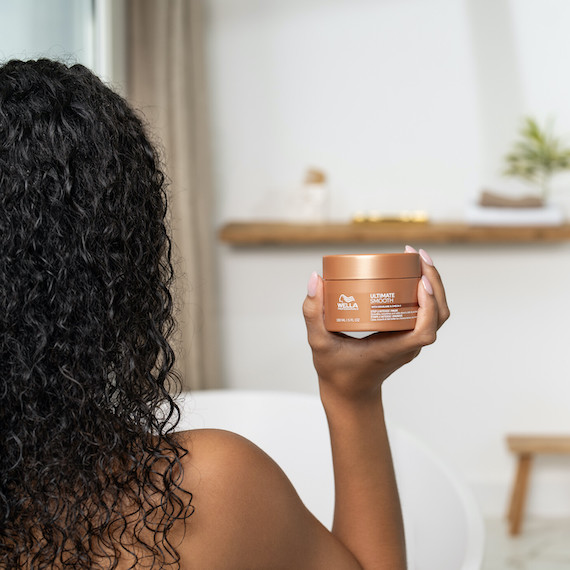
[478,190,543,208]
[466,203,564,226]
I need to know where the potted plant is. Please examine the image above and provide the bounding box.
[504,117,570,201]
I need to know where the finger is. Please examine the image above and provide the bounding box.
[302,272,328,348]
[418,248,450,327]
[410,275,439,347]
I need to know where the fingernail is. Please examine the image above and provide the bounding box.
[422,275,434,295]
[405,245,418,253]
[307,271,319,297]
[419,249,434,266]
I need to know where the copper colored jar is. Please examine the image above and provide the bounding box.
[323,253,421,332]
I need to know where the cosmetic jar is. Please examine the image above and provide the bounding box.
[323,253,421,332]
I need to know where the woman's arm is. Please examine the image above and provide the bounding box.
[178,248,449,569]
[302,249,449,569]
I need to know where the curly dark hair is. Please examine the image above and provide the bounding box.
[0,59,193,568]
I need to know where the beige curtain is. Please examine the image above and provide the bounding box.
[125,0,220,390]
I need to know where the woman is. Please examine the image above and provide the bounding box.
[0,59,449,569]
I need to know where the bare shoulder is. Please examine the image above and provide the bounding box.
[178,428,277,484]
[172,429,361,570]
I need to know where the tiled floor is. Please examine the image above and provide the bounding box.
[483,518,570,569]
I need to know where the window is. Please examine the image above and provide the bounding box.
[0,0,103,73]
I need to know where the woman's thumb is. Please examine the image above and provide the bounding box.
[302,272,325,331]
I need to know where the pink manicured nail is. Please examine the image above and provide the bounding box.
[405,245,418,253]
[307,271,319,297]
[421,275,434,295]
[419,249,434,266]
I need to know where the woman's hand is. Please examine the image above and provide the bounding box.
[303,247,450,403]
[302,247,449,569]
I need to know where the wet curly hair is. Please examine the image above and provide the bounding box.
[0,59,193,568]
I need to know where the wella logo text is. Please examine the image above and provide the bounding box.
[337,294,359,310]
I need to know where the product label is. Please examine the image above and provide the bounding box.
[370,292,396,304]
[324,278,419,332]
[369,292,416,322]
[370,307,417,322]
[335,317,361,323]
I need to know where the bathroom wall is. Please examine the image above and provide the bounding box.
[206,0,570,516]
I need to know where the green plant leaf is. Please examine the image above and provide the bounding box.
[503,116,570,198]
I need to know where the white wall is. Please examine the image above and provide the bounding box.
[206,0,570,518]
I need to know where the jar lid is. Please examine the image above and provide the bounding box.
[323,253,420,280]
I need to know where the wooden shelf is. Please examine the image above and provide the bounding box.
[219,221,570,246]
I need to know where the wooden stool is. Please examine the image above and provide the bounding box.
[506,435,570,535]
